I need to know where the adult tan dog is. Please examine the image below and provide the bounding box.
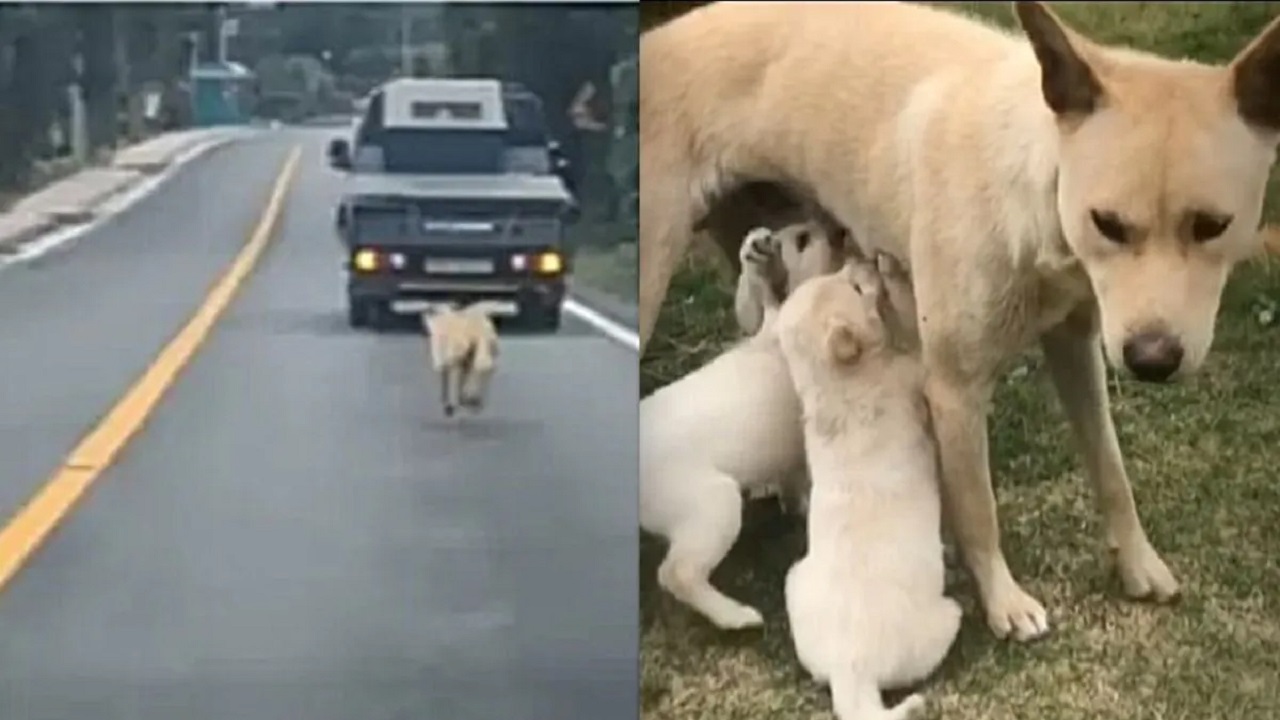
[639,1,1280,641]
[421,302,502,418]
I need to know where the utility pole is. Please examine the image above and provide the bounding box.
[400,5,412,76]
[216,6,232,64]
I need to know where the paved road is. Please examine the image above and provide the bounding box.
[0,130,638,720]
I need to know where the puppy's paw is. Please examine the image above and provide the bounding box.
[710,602,765,631]
[888,692,927,720]
[1114,538,1180,603]
[984,581,1050,642]
[739,227,778,270]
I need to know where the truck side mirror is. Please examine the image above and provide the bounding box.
[327,138,352,171]
[561,201,581,225]
[553,157,575,192]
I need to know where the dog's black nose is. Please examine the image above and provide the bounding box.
[1122,331,1184,383]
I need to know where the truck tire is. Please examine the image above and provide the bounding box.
[347,298,370,329]
[349,299,388,330]
[525,305,562,333]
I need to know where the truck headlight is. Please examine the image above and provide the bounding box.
[510,251,563,274]
[353,248,380,272]
[536,251,563,274]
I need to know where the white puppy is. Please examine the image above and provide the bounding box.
[639,225,822,630]
[421,301,502,417]
[777,260,959,720]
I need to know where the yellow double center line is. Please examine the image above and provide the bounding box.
[0,145,302,591]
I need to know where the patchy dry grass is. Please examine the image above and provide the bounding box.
[639,4,1280,719]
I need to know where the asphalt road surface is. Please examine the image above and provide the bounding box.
[0,130,638,720]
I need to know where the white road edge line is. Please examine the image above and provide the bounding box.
[0,135,238,270]
[563,297,639,352]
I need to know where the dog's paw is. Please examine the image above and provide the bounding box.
[984,581,1050,642]
[739,227,778,270]
[889,692,927,720]
[1114,538,1180,603]
[710,602,765,631]
[443,404,457,418]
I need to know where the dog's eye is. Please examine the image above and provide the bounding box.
[1190,211,1232,243]
[1090,209,1128,244]
[793,231,811,253]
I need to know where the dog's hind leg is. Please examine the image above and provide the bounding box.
[884,597,962,690]
[462,366,493,413]
[1041,307,1179,602]
[656,469,763,630]
[830,667,925,720]
[457,347,483,412]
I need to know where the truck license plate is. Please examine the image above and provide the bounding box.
[389,299,520,316]
[424,258,494,275]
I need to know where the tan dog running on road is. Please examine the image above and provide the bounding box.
[421,302,502,418]
[639,1,1280,640]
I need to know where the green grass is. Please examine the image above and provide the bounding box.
[573,241,638,303]
[639,4,1280,719]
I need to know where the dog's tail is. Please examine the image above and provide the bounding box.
[829,665,924,720]
[464,299,509,317]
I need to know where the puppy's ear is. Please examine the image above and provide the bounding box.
[1230,14,1280,132]
[825,320,862,366]
[1015,1,1104,117]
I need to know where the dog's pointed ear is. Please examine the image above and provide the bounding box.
[1015,1,1104,117]
[825,319,862,366]
[1229,14,1280,132]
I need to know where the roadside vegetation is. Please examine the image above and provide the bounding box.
[640,4,1280,719]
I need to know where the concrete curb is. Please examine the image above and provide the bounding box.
[111,129,224,174]
[0,213,57,255]
[20,168,143,225]
[0,129,247,254]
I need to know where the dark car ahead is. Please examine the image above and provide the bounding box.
[328,78,578,331]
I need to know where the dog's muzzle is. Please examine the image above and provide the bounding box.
[1121,328,1184,383]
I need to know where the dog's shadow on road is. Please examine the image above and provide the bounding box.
[420,415,545,440]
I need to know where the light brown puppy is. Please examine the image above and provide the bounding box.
[639,1,1280,641]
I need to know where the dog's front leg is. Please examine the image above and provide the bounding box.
[440,367,458,417]
[1041,307,1180,603]
[926,370,1050,641]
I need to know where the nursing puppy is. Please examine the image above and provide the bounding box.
[640,0,1280,640]
[778,260,958,720]
[421,302,502,417]
[640,226,821,630]
[734,221,843,336]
